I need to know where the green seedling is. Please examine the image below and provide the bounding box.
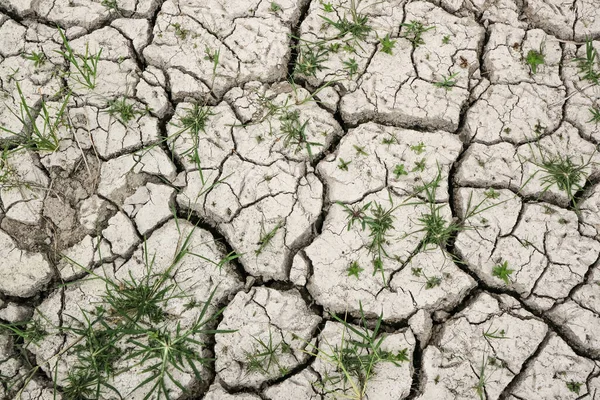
[279,109,321,160]
[484,188,500,199]
[574,39,599,84]
[22,51,47,68]
[0,319,47,347]
[305,303,409,399]
[413,158,426,172]
[269,2,282,12]
[338,157,352,171]
[412,267,443,289]
[393,164,408,178]
[343,58,359,78]
[434,72,459,90]
[256,221,282,255]
[56,26,101,90]
[442,35,451,44]
[589,106,600,123]
[400,20,435,48]
[380,34,396,54]
[320,0,372,43]
[526,49,545,74]
[483,326,508,339]
[295,43,329,78]
[321,1,334,12]
[101,0,119,12]
[171,23,189,40]
[566,381,582,394]
[492,260,514,284]
[353,145,368,156]
[339,201,372,231]
[178,103,213,137]
[410,142,426,154]
[106,97,145,125]
[347,260,364,278]
[245,330,290,376]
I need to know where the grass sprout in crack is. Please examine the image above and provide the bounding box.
[305,303,410,400]
[278,109,322,160]
[105,97,147,125]
[319,0,373,44]
[573,39,600,85]
[400,20,435,48]
[526,146,596,211]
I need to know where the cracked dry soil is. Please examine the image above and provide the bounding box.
[1,0,600,399]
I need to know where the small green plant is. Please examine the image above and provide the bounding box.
[106,97,145,125]
[338,157,352,171]
[566,381,582,394]
[484,188,500,199]
[400,20,435,48]
[101,0,119,12]
[434,72,459,90]
[22,51,47,68]
[171,23,189,40]
[295,43,329,78]
[256,221,283,255]
[321,1,334,12]
[347,261,363,278]
[393,164,408,178]
[269,2,282,12]
[56,27,101,90]
[380,34,396,54]
[306,303,410,399]
[483,326,508,339]
[413,158,426,172]
[0,81,69,152]
[354,145,368,156]
[320,0,372,43]
[525,49,545,74]
[343,58,359,78]
[492,260,514,284]
[442,35,451,44]
[245,330,290,376]
[573,39,599,84]
[178,103,213,137]
[279,109,321,159]
[589,106,600,123]
[410,142,426,154]
[528,151,594,210]
[339,198,402,282]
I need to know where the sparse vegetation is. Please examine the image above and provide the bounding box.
[434,72,459,90]
[400,20,435,48]
[56,26,101,90]
[525,49,545,74]
[22,50,47,68]
[492,260,514,285]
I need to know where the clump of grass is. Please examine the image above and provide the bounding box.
[400,20,435,48]
[347,260,364,278]
[244,330,291,376]
[492,260,514,284]
[278,109,321,159]
[589,106,600,123]
[306,303,410,399]
[338,157,351,171]
[22,50,47,68]
[101,0,119,12]
[573,39,599,84]
[0,81,69,152]
[171,23,189,40]
[434,72,459,90]
[178,103,214,136]
[393,164,408,178]
[295,43,329,78]
[269,2,282,12]
[106,97,145,125]
[528,151,594,211]
[525,49,545,74]
[320,0,372,43]
[55,26,101,90]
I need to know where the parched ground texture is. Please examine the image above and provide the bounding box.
[1,0,600,399]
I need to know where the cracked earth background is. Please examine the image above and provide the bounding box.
[1,0,600,399]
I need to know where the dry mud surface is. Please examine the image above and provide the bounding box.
[1,0,600,399]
